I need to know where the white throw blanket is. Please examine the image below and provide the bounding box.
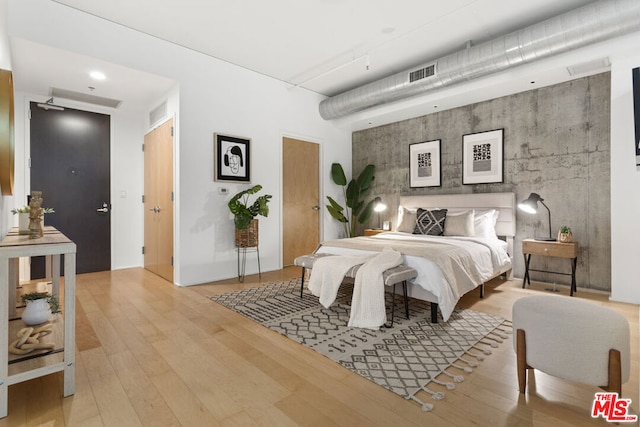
[308,253,374,308]
[348,247,403,329]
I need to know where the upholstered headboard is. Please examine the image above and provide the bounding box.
[398,192,516,255]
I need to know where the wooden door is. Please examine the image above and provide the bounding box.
[282,137,319,265]
[30,103,111,276]
[144,119,174,282]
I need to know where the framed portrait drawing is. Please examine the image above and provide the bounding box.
[409,139,441,187]
[462,129,504,184]
[633,67,640,166]
[214,133,251,182]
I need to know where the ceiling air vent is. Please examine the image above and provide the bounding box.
[409,64,435,83]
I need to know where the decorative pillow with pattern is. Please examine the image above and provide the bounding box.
[413,208,448,235]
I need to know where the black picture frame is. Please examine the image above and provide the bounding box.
[462,128,504,184]
[214,133,251,182]
[409,139,441,187]
[633,67,640,166]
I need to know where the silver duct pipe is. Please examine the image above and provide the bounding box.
[319,0,640,120]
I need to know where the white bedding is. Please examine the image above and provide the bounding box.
[316,231,511,321]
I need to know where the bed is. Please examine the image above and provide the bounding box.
[314,192,516,322]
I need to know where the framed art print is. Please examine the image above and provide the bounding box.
[409,139,441,187]
[214,133,251,182]
[633,67,640,166]
[462,129,504,184]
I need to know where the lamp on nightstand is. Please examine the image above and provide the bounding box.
[373,197,387,229]
[518,192,555,241]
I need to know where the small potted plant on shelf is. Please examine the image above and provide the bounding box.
[11,206,55,235]
[557,225,573,243]
[20,292,60,326]
[228,184,272,247]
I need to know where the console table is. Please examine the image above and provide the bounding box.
[0,227,76,418]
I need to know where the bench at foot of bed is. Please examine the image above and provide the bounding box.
[293,253,418,327]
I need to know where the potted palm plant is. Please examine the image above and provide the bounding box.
[228,185,272,247]
[326,163,376,237]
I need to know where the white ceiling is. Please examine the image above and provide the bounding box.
[51,0,596,96]
[10,0,600,112]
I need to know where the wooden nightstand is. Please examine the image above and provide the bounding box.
[364,229,385,236]
[522,239,578,296]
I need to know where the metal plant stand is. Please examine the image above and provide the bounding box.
[237,246,261,283]
[235,219,261,283]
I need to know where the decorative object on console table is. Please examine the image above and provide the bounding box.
[228,185,271,282]
[409,139,441,187]
[20,292,59,326]
[28,191,45,239]
[214,133,251,182]
[557,225,573,243]
[522,238,578,296]
[325,163,376,237]
[518,192,555,241]
[462,128,504,184]
[12,204,55,235]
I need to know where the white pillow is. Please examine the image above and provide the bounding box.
[474,209,499,239]
[396,206,417,233]
[444,209,475,236]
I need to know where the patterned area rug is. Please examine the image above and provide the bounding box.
[210,278,509,411]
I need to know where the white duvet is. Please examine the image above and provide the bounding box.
[316,232,511,321]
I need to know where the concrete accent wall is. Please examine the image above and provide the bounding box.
[353,73,611,291]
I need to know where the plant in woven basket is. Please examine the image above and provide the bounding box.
[228,185,272,230]
[557,225,573,243]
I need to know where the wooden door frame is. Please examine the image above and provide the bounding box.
[280,134,322,268]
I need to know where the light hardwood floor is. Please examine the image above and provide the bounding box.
[2,267,637,426]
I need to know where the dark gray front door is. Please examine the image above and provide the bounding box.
[30,102,111,277]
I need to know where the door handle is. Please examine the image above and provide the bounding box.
[311,205,320,211]
[96,202,109,213]
[148,206,161,213]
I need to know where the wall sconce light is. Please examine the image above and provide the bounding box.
[518,192,555,241]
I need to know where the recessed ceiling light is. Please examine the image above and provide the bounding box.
[90,71,106,80]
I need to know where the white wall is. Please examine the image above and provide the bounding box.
[8,0,351,285]
[610,53,640,304]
